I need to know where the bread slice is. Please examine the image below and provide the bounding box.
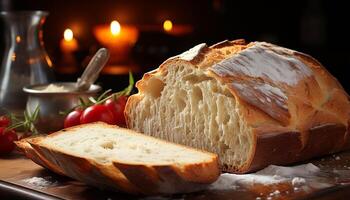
[125,39,350,173]
[15,137,65,176]
[24,122,219,194]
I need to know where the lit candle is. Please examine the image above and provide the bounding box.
[110,20,121,36]
[162,20,193,36]
[163,20,173,32]
[60,28,78,52]
[93,20,138,49]
[93,20,138,63]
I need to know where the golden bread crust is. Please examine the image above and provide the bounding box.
[22,122,219,194]
[126,39,350,172]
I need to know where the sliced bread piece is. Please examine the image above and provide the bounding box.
[26,122,219,194]
[15,137,65,176]
[125,39,350,173]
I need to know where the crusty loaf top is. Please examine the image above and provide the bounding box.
[140,39,350,147]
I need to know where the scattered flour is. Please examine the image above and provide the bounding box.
[269,190,280,196]
[22,176,56,189]
[209,163,320,190]
[292,177,306,186]
[178,43,207,61]
[209,173,285,190]
[257,163,320,178]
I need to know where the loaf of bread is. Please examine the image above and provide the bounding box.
[18,122,219,194]
[125,39,350,173]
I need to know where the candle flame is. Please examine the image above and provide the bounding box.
[111,20,121,36]
[16,36,21,43]
[163,20,173,32]
[64,29,74,41]
[11,53,16,61]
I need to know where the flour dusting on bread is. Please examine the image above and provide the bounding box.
[125,39,350,173]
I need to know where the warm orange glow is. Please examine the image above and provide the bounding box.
[64,29,74,41]
[45,55,53,67]
[94,23,139,62]
[163,20,173,32]
[94,24,138,48]
[110,20,121,36]
[102,65,138,75]
[11,53,16,61]
[61,28,78,52]
[16,36,21,43]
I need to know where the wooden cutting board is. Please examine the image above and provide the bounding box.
[1,151,350,200]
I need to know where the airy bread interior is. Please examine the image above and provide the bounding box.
[41,123,215,165]
[128,63,254,171]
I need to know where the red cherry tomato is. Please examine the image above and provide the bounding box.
[104,96,128,126]
[0,116,10,127]
[80,105,115,125]
[64,109,83,128]
[0,127,18,155]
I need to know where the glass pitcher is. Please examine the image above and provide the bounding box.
[0,11,54,115]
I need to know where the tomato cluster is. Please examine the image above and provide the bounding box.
[64,72,133,128]
[64,96,128,128]
[0,116,18,155]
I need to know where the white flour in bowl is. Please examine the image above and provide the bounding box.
[40,84,70,92]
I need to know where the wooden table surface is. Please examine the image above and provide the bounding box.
[1,151,350,200]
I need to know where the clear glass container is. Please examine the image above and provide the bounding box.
[0,11,54,115]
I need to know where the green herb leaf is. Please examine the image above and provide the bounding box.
[6,105,40,135]
[96,89,112,101]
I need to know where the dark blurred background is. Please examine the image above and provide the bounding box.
[1,0,349,92]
